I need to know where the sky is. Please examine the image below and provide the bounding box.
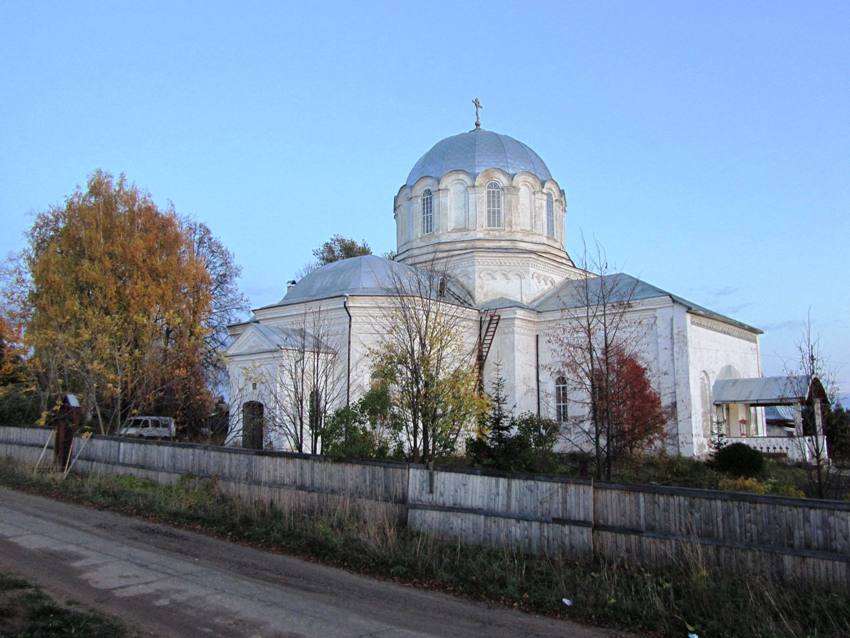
[1,1,848,397]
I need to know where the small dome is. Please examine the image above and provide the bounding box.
[406,128,552,187]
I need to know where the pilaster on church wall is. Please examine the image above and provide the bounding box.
[532,191,544,235]
[437,187,448,235]
[470,185,483,230]
[671,306,695,456]
[504,185,517,231]
[511,313,543,415]
[648,304,682,455]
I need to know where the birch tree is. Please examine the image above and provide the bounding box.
[370,266,485,462]
[789,317,836,498]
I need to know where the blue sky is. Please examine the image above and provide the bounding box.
[1,1,848,396]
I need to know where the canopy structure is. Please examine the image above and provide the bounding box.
[712,375,826,407]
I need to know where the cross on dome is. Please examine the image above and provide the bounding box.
[472,98,483,129]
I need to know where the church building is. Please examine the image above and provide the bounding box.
[226,111,808,460]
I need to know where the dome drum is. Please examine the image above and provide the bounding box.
[395,126,578,304]
[395,168,567,252]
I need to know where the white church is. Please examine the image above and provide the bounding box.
[226,113,818,460]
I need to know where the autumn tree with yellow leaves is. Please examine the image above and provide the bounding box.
[4,170,246,435]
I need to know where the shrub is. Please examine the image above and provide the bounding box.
[321,405,381,461]
[718,477,805,498]
[466,372,560,473]
[713,442,764,477]
[0,382,40,425]
[719,477,769,495]
[513,413,559,472]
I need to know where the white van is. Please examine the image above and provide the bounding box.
[118,416,176,440]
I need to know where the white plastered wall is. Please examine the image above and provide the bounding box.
[227,295,480,451]
[685,314,763,457]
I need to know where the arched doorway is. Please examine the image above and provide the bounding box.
[242,401,264,450]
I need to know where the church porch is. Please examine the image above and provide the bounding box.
[713,375,828,463]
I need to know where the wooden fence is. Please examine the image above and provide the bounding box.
[0,426,408,522]
[2,425,848,588]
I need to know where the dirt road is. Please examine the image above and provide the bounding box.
[0,487,627,638]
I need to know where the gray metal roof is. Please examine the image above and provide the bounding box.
[267,255,473,308]
[765,405,796,422]
[480,297,535,311]
[713,376,811,406]
[406,129,552,187]
[532,272,762,334]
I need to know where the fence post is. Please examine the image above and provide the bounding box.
[590,477,596,560]
[404,462,411,529]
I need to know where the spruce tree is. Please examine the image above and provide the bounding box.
[486,365,515,465]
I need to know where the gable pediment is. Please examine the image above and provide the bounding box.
[226,324,280,357]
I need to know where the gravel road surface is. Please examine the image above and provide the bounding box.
[0,487,630,638]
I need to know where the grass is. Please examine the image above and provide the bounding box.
[1,459,849,638]
[547,452,828,498]
[0,572,126,638]
[439,449,824,498]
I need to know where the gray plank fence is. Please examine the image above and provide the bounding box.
[2,425,848,587]
[0,425,408,522]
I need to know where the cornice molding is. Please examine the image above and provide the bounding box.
[690,314,759,343]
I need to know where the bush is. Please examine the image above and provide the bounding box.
[719,477,769,494]
[0,382,40,425]
[321,405,381,461]
[466,412,559,473]
[714,443,765,477]
[513,413,559,472]
[718,477,806,498]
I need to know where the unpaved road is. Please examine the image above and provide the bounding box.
[0,487,629,638]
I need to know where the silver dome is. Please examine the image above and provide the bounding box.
[406,128,552,187]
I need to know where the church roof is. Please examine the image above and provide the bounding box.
[269,255,473,307]
[533,272,762,334]
[406,128,552,187]
[713,376,819,406]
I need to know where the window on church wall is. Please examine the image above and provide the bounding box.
[546,193,555,237]
[555,376,568,423]
[421,189,434,235]
[370,368,386,391]
[486,181,503,228]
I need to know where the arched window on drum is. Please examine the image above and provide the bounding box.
[421,189,434,234]
[486,181,503,228]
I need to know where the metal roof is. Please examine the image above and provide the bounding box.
[406,128,552,187]
[480,297,535,311]
[267,255,473,308]
[713,376,812,406]
[532,272,762,334]
[765,405,796,422]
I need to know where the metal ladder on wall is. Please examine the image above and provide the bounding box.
[477,310,500,391]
